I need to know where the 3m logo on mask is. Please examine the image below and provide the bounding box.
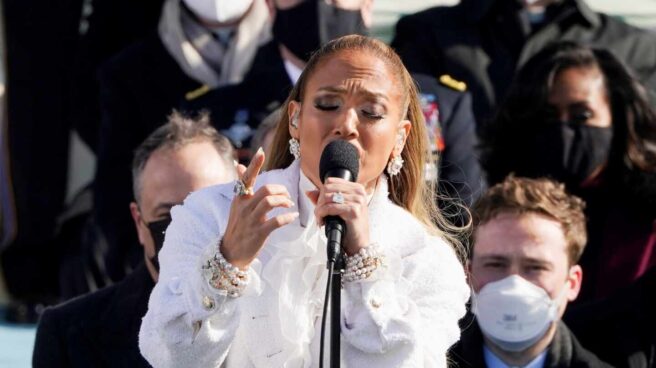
[473,275,566,352]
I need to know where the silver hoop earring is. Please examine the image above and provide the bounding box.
[386,155,404,176]
[289,138,300,159]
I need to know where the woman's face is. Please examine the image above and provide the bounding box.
[547,66,611,128]
[289,50,411,193]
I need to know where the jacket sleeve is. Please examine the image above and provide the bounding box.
[138,188,261,368]
[32,308,66,368]
[340,234,470,367]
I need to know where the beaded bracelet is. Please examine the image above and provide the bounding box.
[343,244,384,283]
[201,240,249,298]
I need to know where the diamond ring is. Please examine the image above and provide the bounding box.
[332,192,345,204]
[233,180,254,196]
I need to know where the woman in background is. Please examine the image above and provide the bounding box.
[482,41,656,302]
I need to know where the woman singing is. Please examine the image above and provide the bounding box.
[139,35,470,367]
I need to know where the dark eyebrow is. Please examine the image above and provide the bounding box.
[317,86,388,102]
[476,255,509,262]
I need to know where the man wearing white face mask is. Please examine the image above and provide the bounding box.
[95,0,271,283]
[450,176,612,367]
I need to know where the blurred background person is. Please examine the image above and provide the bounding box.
[412,73,484,215]
[452,176,611,368]
[565,265,655,368]
[182,0,373,155]
[32,111,237,367]
[0,0,168,320]
[392,0,656,126]
[94,0,270,283]
[481,41,656,303]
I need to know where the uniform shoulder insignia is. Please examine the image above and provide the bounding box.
[185,84,211,101]
[439,74,467,92]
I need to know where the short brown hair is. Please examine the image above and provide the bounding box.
[471,176,587,265]
[132,110,235,203]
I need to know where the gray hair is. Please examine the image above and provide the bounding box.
[131,110,235,203]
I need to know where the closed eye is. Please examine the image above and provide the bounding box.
[361,109,384,120]
[315,102,339,111]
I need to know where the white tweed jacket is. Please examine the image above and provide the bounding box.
[139,160,470,367]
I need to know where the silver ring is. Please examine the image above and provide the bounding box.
[332,192,345,204]
[233,180,254,196]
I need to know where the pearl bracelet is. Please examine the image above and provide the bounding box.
[201,240,249,298]
[343,244,383,283]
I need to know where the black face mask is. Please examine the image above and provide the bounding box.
[146,216,172,272]
[272,0,367,62]
[526,121,613,187]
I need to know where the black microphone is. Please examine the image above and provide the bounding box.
[319,140,360,264]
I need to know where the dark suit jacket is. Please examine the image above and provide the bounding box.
[565,266,656,368]
[392,0,656,124]
[1,0,83,301]
[94,32,201,282]
[413,73,485,208]
[33,263,154,368]
[180,40,293,144]
[451,315,614,367]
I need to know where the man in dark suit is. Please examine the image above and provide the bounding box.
[451,176,611,367]
[94,0,269,283]
[392,0,656,126]
[32,112,237,367]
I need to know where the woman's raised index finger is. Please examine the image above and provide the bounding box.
[241,147,265,189]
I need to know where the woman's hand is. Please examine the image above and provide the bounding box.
[307,177,370,256]
[221,149,299,269]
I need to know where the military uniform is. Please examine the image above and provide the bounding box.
[413,73,485,208]
[180,40,292,153]
[392,0,656,125]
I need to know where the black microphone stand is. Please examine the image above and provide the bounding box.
[322,216,346,368]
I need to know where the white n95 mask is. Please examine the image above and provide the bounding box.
[472,275,566,352]
[183,0,253,24]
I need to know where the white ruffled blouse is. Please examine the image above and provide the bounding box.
[139,160,470,367]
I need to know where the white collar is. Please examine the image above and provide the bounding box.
[483,345,548,368]
[283,59,303,85]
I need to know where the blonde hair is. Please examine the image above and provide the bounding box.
[265,35,466,259]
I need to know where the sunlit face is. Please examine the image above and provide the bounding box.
[547,66,612,128]
[130,141,237,277]
[288,50,411,192]
[470,213,582,317]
